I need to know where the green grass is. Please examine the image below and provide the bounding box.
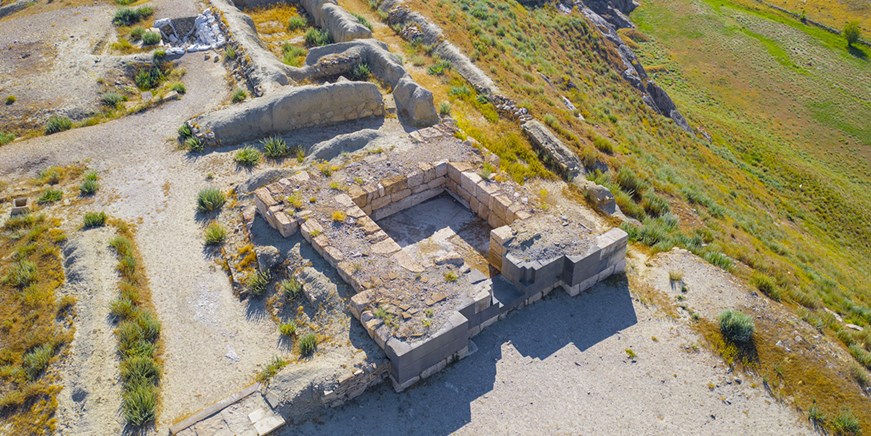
[203,222,227,246]
[44,116,72,135]
[83,211,107,228]
[288,15,307,31]
[22,345,54,381]
[113,6,153,26]
[262,136,289,158]
[196,188,226,213]
[37,189,63,204]
[234,146,262,167]
[247,271,271,296]
[718,309,755,344]
[298,333,317,356]
[231,88,247,103]
[304,28,331,46]
[281,44,306,67]
[255,356,288,383]
[279,321,296,336]
[280,277,302,298]
[0,131,15,146]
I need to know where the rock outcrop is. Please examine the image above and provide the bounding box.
[521,120,582,180]
[301,0,372,42]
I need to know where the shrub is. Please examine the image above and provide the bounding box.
[5,95,16,105]
[111,297,135,319]
[101,92,126,107]
[203,222,227,245]
[134,65,165,90]
[704,251,734,271]
[112,6,152,26]
[844,21,860,47]
[288,15,307,31]
[130,26,145,40]
[122,383,157,426]
[185,136,204,152]
[439,101,452,116]
[298,333,317,356]
[178,123,192,139]
[280,277,302,297]
[170,82,186,94]
[37,189,63,204]
[0,131,14,145]
[45,115,72,134]
[255,356,287,383]
[807,404,825,427]
[234,146,261,166]
[351,13,372,30]
[262,136,289,158]
[750,272,781,301]
[428,59,452,75]
[196,188,225,213]
[718,309,754,344]
[120,355,159,385]
[350,63,371,81]
[832,409,860,435]
[592,135,614,154]
[247,271,271,296]
[80,179,99,196]
[39,166,61,184]
[668,270,683,282]
[282,44,306,66]
[450,86,472,98]
[141,31,161,46]
[331,210,346,222]
[23,344,53,380]
[616,167,643,194]
[641,191,670,216]
[850,364,868,388]
[5,260,37,288]
[279,321,297,336]
[152,49,166,61]
[83,211,107,228]
[231,88,247,103]
[444,270,459,282]
[304,28,331,46]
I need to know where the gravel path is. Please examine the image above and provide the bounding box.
[55,227,125,436]
[0,53,281,431]
[288,278,812,435]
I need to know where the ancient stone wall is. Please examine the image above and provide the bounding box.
[189,82,384,146]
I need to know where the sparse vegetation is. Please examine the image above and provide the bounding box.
[141,31,161,46]
[444,270,459,283]
[185,136,204,152]
[112,6,154,26]
[288,15,307,31]
[5,95,16,105]
[247,271,272,296]
[79,171,99,196]
[331,210,347,223]
[350,62,372,81]
[279,321,297,336]
[832,409,860,435]
[255,356,287,383]
[351,13,372,30]
[304,28,331,47]
[196,188,226,213]
[45,116,72,135]
[0,131,14,145]
[37,189,63,204]
[282,44,306,66]
[262,136,289,158]
[231,88,247,103]
[280,277,303,298]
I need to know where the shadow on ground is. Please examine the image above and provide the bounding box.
[285,277,637,435]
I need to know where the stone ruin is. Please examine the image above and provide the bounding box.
[253,122,627,390]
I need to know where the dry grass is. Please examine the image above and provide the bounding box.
[0,214,71,434]
[245,4,308,57]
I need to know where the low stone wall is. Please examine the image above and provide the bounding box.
[188,82,384,146]
[320,360,389,408]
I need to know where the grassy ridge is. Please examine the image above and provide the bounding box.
[0,215,71,434]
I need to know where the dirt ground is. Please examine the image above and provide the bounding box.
[289,269,814,435]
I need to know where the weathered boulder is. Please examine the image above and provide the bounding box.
[520,120,582,179]
[574,179,619,215]
[584,0,638,29]
[301,0,372,42]
[308,129,381,161]
[393,77,439,127]
[646,81,692,132]
[255,245,283,271]
[189,82,384,146]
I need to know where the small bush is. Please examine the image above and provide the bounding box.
[304,28,331,46]
[83,211,107,228]
[331,210,347,222]
[101,92,126,108]
[286,193,304,210]
[37,188,63,204]
[350,63,371,81]
[39,166,61,184]
[298,333,317,356]
[23,344,53,380]
[185,136,204,152]
[255,356,287,383]
[704,251,734,271]
[45,115,72,134]
[668,270,683,282]
[120,355,159,386]
[203,222,227,246]
[832,409,860,435]
[641,191,670,216]
[5,260,37,288]
[428,58,452,76]
[750,272,781,301]
[130,26,145,40]
[110,297,135,319]
[170,82,186,94]
[80,179,99,196]
[178,123,192,139]
[224,46,237,60]
[593,135,614,154]
[280,277,302,297]
[262,136,289,158]
[351,13,372,30]
[141,31,161,45]
[849,364,868,388]
[231,88,247,103]
[0,131,14,145]
[279,321,297,336]
[288,15,307,31]
[247,271,271,296]
[5,95,16,105]
[718,309,754,344]
[844,21,860,47]
[282,44,306,66]
[196,188,225,213]
[122,383,157,426]
[113,6,152,26]
[616,167,643,194]
[444,270,459,282]
[234,146,261,167]
[439,101,452,116]
[134,65,165,90]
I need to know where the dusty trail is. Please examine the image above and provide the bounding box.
[0,54,280,430]
[55,227,124,436]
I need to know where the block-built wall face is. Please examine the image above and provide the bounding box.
[496,228,629,302]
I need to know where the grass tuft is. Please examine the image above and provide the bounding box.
[83,211,107,228]
[196,188,225,213]
[234,147,262,167]
[203,222,227,246]
[718,309,754,344]
[298,333,317,356]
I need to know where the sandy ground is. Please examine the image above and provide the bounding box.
[55,227,125,435]
[288,274,813,435]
